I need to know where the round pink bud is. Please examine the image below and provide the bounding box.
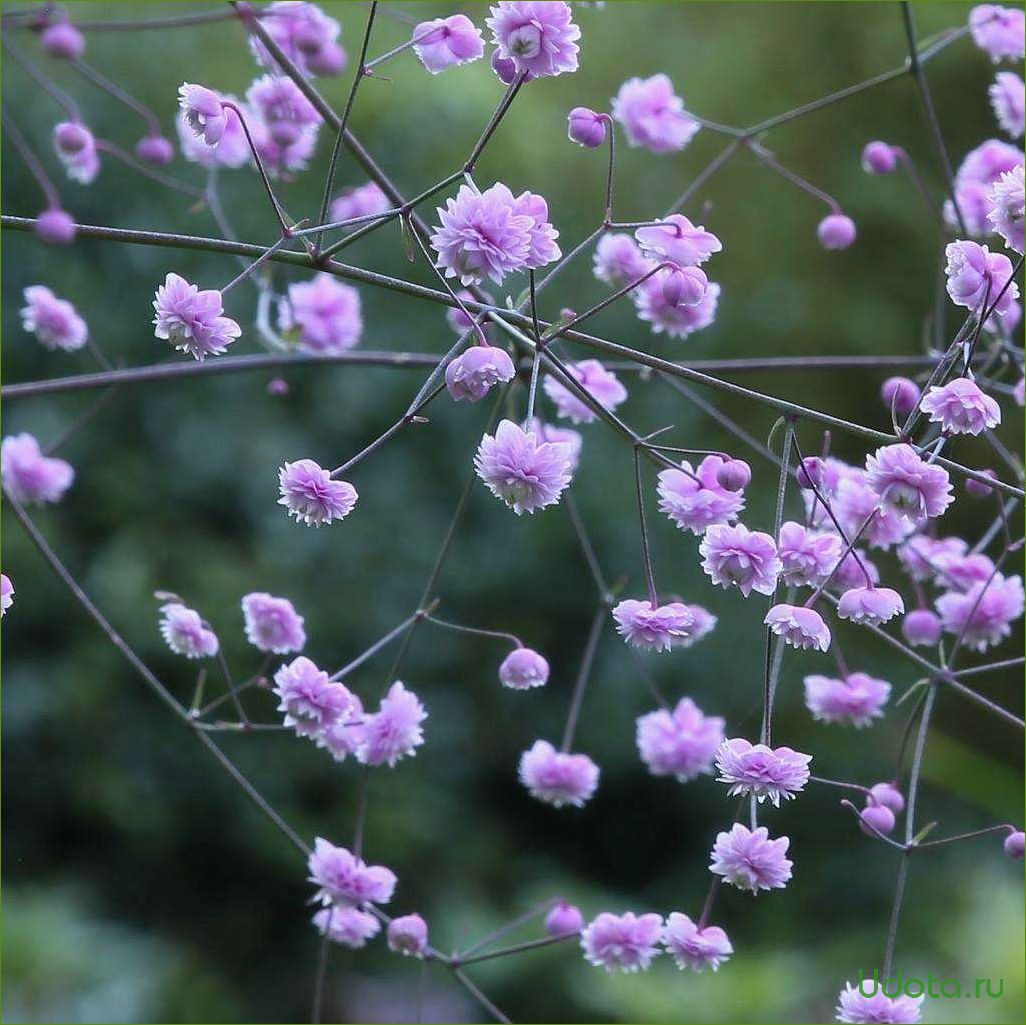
[1005,830,1025,860]
[35,208,76,246]
[869,782,905,815]
[387,913,429,956]
[491,48,520,85]
[135,134,174,165]
[880,376,920,418]
[498,647,549,689]
[795,456,824,490]
[901,608,942,648]
[267,377,289,397]
[859,803,896,836]
[41,21,85,59]
[54,121,91,154]
[861,141,897,175]
[567,107,606,148]
[715,458,751,492]
[660,265,708,308]
[545,900,584,936]
[817,213,856,250]
[306,40,347,76]
[965,470,996,498]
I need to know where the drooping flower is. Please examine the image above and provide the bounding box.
[837,586,904,625]
[612,599,694,652]
[52,121,100,184]
[864,443,954,523]
[834,477,914,550]
[869,782,905,814]
[634,214,722,267]
[0,574,13,618]
[592,233,655,287]
[699,523,780,597]
[581,912,663,972]
[860,802,896,837]
[474,419,574,514]
[314,695,365,763]
[273,656,356,736]
[152,273,241,360]
[832,549,880,591]
[412,15,485,73]
[715,738,811,806]
[529,418,583,473]
[817,214,856,250]
[835,981,924,1024]
[969,4,1025,62]
[662,913,732,973]
[249,2,346,77]
[545,900,584,936]
[657,455,746,535]
[988,165,1025,253]
[330,181,391,223]
[313,906,380,948]
[777,522,844,587]
[1,433,74,506]
[498,647,549,689]
[307,836,396,906]
[445,345,516,402]
[681,604,718,646]
[611,74,700,153]
[634,276,720,339]
[387,913,429,956]
[567,106,607,148]
[241,592,306,653]
[901,608,942,648]
[175,97,250,169]
[880,376,921,418]
[944,240,1019,314]
[20,285,88,352]
[518,739,599,807]
[178,83,228,145]
[357,681,427,768]
[542,359,627,423]
[919,378,1002,435]
[803,672,890,728]
[636,697,725,782]
[247,73,320,137]
[932,549,996,592]
[279,274,362,354]
[158,602,219,659]
[990,71,1025,138]
[709,824,793,894]
[861,141,898,175]
[486,1,581,79]
[936,573,1024,651]
[898,534,968,582]
[764,604,832,652]
[278,459,358,526]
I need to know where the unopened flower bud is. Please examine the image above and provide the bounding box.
[715,458,751,493]
[817,213,856,251]
[567,107,606,148]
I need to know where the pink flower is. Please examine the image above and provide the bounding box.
[1016,377,1026,406]
[682,604,718,646]
[634,214,722,267]
[247,74,319,133]
[919,378,1001,435]
[278,459,358,526]
[175,98,250,169]
[1,574,13,618]
[944,240,1019,314]
[699,523,780,597]
[869,782,905,814]
[445,345,516,402]
[529,418,583,473]
[634,276,720,339]
[834,477,914,550]
[832,549,880,591]
[152,273,241,360]
[314,695,365,763]
[988,165,1025,254]
[803,672,890,727]
[836,981,923,1024]
[279,274,362,354]
[308,836,396,906]
[662,913,732,972]
[657,455,746,535]
[249,2,345,77]
[636,697,725,781]
[715,738,811,806]
[53,122,100,184]
[764,604,832,652]
[387,913,429,956]
[518,739,598,807]
[178,83,228,145]
[709,824,792,893]
[35,208,76,246]
[486,1,580,79]
[545,900,584,936]
[990,72,1025,138]
[567,106,607,148]
[273,656,356,736]
[241,592,306,653]
[474,419,574,514]
[932,550,996,592]
[936,573,1024,651]
[330,181,391,223]
[313,906,380,948]
[777,522,844,587]
[612,599,694,652]
[969,4,1025,62]
[861,141,898,175]
[542,359,627,423]
[864,444,953,523]
[901,609,942,648]
[498,647,549,689]
[946,138,1023,233]
[581,912,663,972]
[357,681,427,767]
[20,285,87,352]
[158,602,219,659]
[881,376,921,417]
[412,15,485,73]
[41,21,85,59]
[592,233,655,287]
[837,586,904,625]
[898,534,967,582]
[612,74,700,153]
[1,433,74,505]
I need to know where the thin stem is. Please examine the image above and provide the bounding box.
[633,448,659,606]
[457,934,573,967]
[810,775,872,795]
[905,683,937,844]
[221,102,292,235]
[560,605,606,752]
[70,58,161,133]
[564,494,612,601]
[43,386,121,454]
[2,37,80,118]
[95,139,205,199]
[748,142,840,212]
[916,823,1016,851]
[2,107,61,207]
[311,931,330,1025]
[329,613,421,681]
[882,855,910,979]
[666,139,742,214]
[458,898,558,959]
[452,969,511,1025]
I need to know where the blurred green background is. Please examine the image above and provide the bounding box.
[2,2,1023,1022]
